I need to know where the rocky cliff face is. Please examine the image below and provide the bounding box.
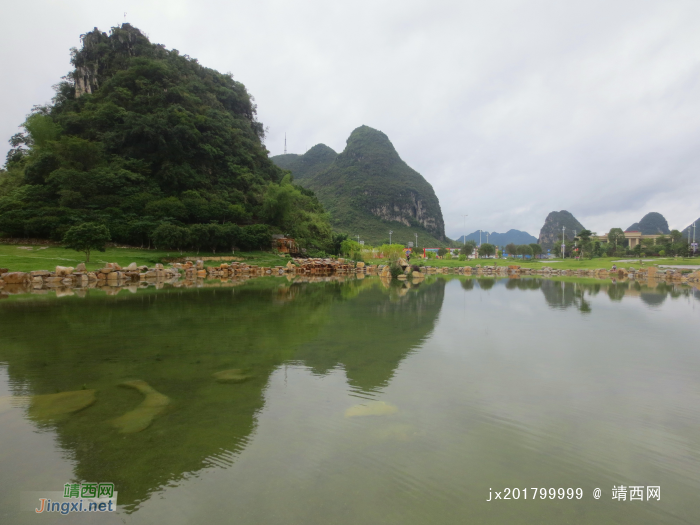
[538,210,585,250]
[272,126,446,245]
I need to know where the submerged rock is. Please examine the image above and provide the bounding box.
[111,380,170,433]
[212,369,252,383]
[28,389,96,420]
[344,401,398,418]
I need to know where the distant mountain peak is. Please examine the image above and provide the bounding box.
[538,210,585,249]
[625,212,669,235]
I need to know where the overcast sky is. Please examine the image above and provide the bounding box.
[2,0,700,239]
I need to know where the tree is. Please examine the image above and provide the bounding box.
[460,240,477,257]
[62,222,111,262]
[670,229,683,243]
[608,228,625,250]
[152,223,189,254]
[505,243,517,257]
[479,243,496,257]
[516,244,532,258]
[437,247,448,257]
[529,243,542,258]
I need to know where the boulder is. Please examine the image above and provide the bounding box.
[2,272,29,284]
[0,268,8,275]
[356,262,365,268]
[100,268,113,274]
[126,262,138,271]
[30,270,51,277]
[55,266,74,277]
[155,263,164,270]
[75,263,86,272]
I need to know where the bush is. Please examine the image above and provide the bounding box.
[458,254,466,261]
[658,249,666,257]
[444,253,452,260]
[389,264,403,278]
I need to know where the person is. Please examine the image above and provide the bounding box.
[611,264,617,271]
[407,252,411,263]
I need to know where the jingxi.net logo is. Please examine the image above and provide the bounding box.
[21,482,117,515]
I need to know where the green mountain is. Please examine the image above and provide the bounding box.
[272,126,447,246]
[457,229,537,246]
[538,210,585,250]
[626,212,670,234]
[0,24,331,252]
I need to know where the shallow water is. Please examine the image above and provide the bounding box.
[0,276,698,524]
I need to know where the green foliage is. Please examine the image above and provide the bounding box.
[460,240,476,256]
[479,243,496,257]
[505,243,517,255]
[437,247,448,257]
[458,254,466,261]
[529,243,542,257]
[658,249,666,257]
[380,244,406,264]
[1,24,331,251]
[62,222,111,262]
[340,239,363,260]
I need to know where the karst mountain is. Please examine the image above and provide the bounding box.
[273,126,447,247]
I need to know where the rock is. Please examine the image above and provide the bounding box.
[155,263,164,270]
[345,401,398,418]
[197,270,207,278]
[111,380,170,434]
[30,270,51,277]
[212,369,252,383]
[126,262,138,271]
[28,390,97,421]
[196,260,204,270]
[100,268,113,274]
[397,274,407,280]
[2,272,29,284]
[412,271,423,278]
[55,266,74,277]
[75,263,86,272]
[0,268,8,275]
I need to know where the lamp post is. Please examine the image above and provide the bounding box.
[389,230,393,245]
[356,235,359,244]
[415,233,418,251]
[462,214,468,246]
[479,229,482,246]
[562,226,566,259]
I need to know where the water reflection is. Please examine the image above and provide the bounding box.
[459,276,697,313]
[0,277,445,510]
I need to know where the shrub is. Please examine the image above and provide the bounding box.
[458,254,466,261]
[658,249,666,257]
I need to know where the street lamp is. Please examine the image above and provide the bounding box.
[415,233,418,251]
[479,229,482,246]
[561,226,566,259]
[389,230,393,244]
[462,214,468,246]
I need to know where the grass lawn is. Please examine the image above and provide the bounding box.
[368,256,699,272]
[0,244,291,272]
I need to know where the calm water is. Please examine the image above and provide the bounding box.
[0,276,699,524]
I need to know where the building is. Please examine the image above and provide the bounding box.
[595,231,664,248]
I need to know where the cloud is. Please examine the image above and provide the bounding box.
[2,0,699,238]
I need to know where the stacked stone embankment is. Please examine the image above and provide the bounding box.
[1,260,698,298]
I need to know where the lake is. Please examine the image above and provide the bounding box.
[0,276,698,524]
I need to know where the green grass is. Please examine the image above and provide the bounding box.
[0,244,291,273]
[367,256,699,272]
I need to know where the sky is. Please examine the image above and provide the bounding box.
[2,0,700,240]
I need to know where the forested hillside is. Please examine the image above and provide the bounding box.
[272,126,448,247]
[0,24,332,252]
